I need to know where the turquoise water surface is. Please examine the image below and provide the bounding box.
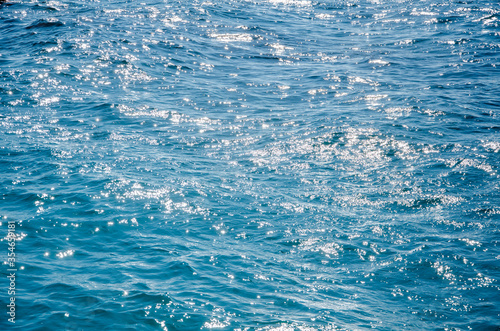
[1,0,499,330]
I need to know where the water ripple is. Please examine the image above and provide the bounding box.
[1,0,499,329]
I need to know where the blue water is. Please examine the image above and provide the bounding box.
[1,0,499,329]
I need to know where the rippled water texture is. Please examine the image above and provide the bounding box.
[1,0,499,329]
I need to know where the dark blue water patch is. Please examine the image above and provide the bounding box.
[31,3,60,12]
[25,19,65,30]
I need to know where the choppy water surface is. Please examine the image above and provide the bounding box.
[1,0,499,329]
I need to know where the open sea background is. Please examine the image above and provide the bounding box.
[1,0,499,329]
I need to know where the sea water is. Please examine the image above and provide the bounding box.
[0,0,499,330]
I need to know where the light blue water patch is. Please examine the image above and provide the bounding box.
[0,0,499,330]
